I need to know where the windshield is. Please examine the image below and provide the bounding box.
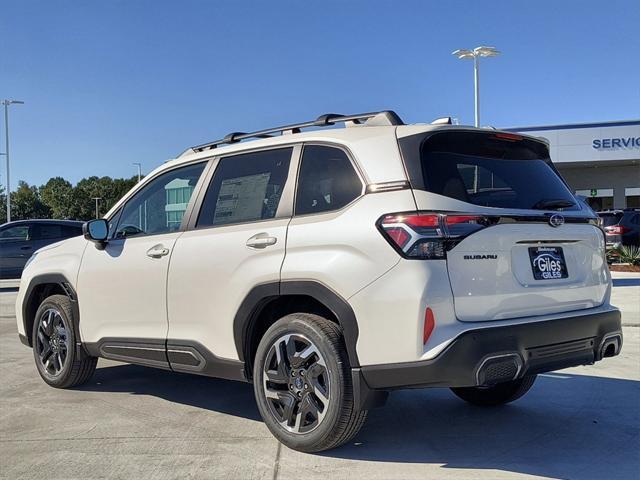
[408,131,580,211]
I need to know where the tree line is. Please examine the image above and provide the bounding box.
[0,175,140,224]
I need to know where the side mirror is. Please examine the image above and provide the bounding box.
[83,219,109,247]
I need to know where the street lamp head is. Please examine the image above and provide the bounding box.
[452,48,475,59]
[474,46,500,57]
[2,99,25,106]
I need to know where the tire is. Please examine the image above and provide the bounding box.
[253,313,367,452]
[32,294,97,388]
[450,375,537,406]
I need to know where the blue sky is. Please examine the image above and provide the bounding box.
[2,0,639,188]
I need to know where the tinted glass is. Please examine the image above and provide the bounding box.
[600,213,623,227]
[35,224,65,240]
[0,225,30,241]
[197,148,292,227]
[116,162,205,238]
[295,145,362,215]
[62,225,83,237]
[420,132,579,211]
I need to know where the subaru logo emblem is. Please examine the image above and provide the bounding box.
[549,214,565,227]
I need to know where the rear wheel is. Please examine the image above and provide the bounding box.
[450,375,537,406]
[32,294,97,388]
[253,313,367,452]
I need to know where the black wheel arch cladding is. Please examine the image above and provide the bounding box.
[21,273,82,349]
[233,280,360,369]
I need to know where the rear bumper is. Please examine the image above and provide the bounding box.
[353,307,621,408]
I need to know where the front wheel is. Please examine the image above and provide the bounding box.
[450,375,537,406]
[253,313,367,452]
[32,295,97,388]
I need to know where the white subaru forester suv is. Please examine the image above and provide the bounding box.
[16,111,622,452]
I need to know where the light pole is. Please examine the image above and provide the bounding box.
[133,162,142,183]
[92,197,101,218]
[452,46,500,127]
[2,99,25,223]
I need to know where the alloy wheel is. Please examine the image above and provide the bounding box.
[35,308,69,377]
[262,334,330,434]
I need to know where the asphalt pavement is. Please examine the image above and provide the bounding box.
[0,274,638,480]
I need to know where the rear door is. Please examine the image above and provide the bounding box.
[402,130,608,321]
[167,146,298,363]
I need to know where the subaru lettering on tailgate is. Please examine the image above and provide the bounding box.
[528,246,569,280]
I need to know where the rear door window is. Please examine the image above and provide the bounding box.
[34,224,64,240]
[197,148,292,227]
[405,131,579,211]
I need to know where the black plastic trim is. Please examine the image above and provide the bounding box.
[233,280,360,368]
[83,337,247,381]
[84,338,170,370]
[360,308,622,391]
[18,333,29,347]
[280,281,360,367]
[167,339,247,381]
[21,273,83,352]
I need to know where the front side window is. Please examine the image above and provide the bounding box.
[115,162,206,238]
[295,145,362,215]
[197,148,292,228]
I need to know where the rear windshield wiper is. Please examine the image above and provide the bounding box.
[532,199,576,210]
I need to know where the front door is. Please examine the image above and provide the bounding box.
[77,161,207,348]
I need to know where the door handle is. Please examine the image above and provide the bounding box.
[246,233,277,249]
[146,244,170,258]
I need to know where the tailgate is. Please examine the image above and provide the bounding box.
[446,223,608,321]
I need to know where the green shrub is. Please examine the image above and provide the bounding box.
[615,245,640,265]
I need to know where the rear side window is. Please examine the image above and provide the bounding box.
[34,224,65,240]
[197,148,292,227]
[295,145,362,215]
[403,131,579,211]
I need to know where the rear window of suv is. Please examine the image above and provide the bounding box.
[599,213,623,227]
[401,131,579,211]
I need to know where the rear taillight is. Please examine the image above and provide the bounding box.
[378,212,492,259]
[605,225,630,235]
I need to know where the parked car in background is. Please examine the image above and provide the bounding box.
[598,209,640,248]
[0,220,84,279]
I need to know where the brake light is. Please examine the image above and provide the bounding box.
[493,132,523,141]
[605,225,630,235]
[378,212,492,259]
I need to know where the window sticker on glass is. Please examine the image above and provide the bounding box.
[213,173,272,224]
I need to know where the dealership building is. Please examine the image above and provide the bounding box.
[506,120,640,210]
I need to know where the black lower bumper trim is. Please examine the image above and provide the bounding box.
[360,308,622,392]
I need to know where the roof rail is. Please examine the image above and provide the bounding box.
[190,110,404,153]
